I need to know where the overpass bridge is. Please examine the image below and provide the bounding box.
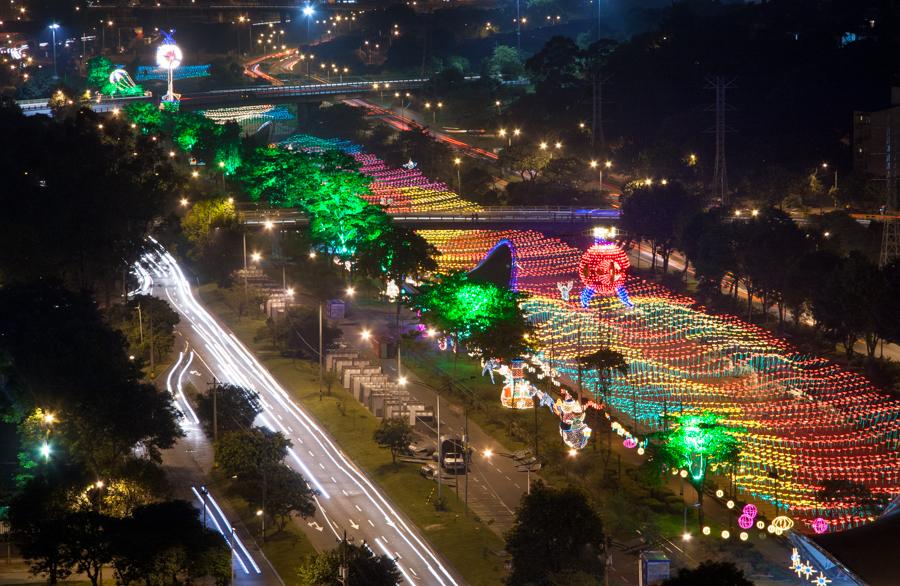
[240,206,620,229]
[16,78,428,116]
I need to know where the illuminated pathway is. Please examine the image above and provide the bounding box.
[139,243,459,585]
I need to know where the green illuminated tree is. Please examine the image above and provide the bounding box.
[409,271,534,360]
[651,412,742,526]
[240,147,323,208]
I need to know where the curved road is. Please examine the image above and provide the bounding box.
[138,242,460,585]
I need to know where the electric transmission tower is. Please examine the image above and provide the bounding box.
[705,77,736,204]
[880,110,899,267]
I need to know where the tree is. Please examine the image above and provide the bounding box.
[505,482,605,585]
[660,560,753,586]
[650,413,742,526]
[499,143,552,183]
[195,383,262,436]
[297,542,402,586]
[481,45,525,79]
[816,479,886,510]
[373,418,414,464]
[105,294,180,367]
[0,282,182,479]
[180,197,238,245]
[112,500,230,586]
[811,251,886,358]
[408,271,534,360]
[64,511,115,586]
[620,182,702,273]
[8,473,78,584]
[578,348,627,386]
[215,427,291,478]
[257,464,318,530]
[0,102,178,292]
[357,224,438,329]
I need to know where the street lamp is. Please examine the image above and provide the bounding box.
[303,5,315,41]
[49,24,60,79]
[251,251,262,263]
[454,157,462,195]
[346,286,356,297]
[256,509,265,542]
[499,128,510,147]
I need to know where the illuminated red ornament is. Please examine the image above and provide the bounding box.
[738,514,754,530]
[811,518,828,534]
[623,436,638,449]
[742,504,758,519]
[579,242,629,295]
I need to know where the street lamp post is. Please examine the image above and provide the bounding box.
[454,157,462,195]
[49,24,60,79]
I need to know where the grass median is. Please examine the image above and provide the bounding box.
[197,284,508,585]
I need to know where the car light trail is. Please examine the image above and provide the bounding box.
[190,486,259,575]
[143,239,457,585]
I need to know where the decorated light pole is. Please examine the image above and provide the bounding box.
[157,30,183,106]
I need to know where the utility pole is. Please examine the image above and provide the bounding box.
[148,304,155,375]
[318,303,324,396]
[436,387,442,505]
[705,77,736,204]
[137,304,144,345]
[210,378,219,443]
[339,530,349,585]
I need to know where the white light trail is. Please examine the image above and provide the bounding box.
[143,241,457,585]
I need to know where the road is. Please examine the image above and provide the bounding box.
[137,242,461,585]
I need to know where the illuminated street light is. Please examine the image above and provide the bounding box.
[360,329,371,340]
[264,220,275,230]
[40,442,51,460]
[251,251,262,263]
[483,448,493,458]
[681,532,691,542]
[567,448,578,458]
[346,286,356,297]
[43,412,56,425]
[49,24,60,79]
[398,376,408,386]
[180,198,189,207]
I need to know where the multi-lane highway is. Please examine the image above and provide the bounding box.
[137,241,460,585]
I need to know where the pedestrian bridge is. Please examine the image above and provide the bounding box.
[240,206,620,229]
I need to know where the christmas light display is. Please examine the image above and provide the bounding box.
[108,68,142,96]
[156,30,182,104]
[285,135,900,532]
[135,64,210,82]
[202,105,294,130]
[738,514,754,530]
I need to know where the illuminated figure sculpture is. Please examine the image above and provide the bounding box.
[499,359,535,409]
[556,280,574,301]
[578,240,633,308]
[533,389,603,450]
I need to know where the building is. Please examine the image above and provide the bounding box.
[853,87,900,206]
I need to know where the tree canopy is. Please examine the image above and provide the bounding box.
[505,482,605,585]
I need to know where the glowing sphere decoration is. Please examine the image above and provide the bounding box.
[742,504,758,519]
[156,40,183,71]
[772,516,794,532]
[738,514,754,530]
[623,436,638,449]
[811,517,829,534]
